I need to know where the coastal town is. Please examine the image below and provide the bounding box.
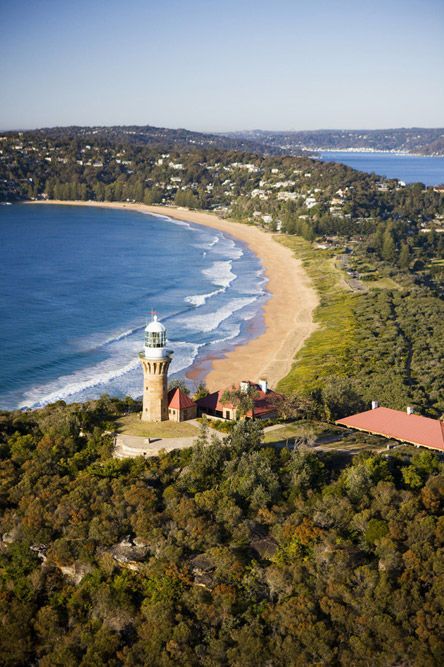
[2,128,444,238]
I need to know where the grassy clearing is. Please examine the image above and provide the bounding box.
[367,276,402,290]
[116,413,198,438]
[317,437,386,454]
[262,419,387,453]
[275,236,358,394]
[262,420,339,444]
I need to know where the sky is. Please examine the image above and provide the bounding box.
[0,0,443,132]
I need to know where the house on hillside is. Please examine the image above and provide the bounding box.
[196,380,281,421]
[336,404,444,453]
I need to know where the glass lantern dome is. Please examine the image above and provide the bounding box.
[143,315,172,359]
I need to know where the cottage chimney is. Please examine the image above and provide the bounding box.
[240,381,250,394]
[371,400,379,410]
[407,406,414,415]
[259,379,268,394]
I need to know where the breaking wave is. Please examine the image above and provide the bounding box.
[202,260,236,288]
[19,358,141,409]
[185,289,223,307]
[179,297,258,333]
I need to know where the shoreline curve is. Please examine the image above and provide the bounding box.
[28,200,319,393]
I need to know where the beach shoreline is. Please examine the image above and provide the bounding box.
[28,200,319,392]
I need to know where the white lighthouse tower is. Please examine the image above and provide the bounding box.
[139,314,173,422]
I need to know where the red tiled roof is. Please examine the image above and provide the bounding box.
[337,407,444,452]
[195,382,280,418]
[168,388,196,410]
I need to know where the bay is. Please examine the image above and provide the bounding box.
[0,204,267,409]
[320,151,444,186]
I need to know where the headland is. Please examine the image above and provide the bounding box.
[29,201,319,392]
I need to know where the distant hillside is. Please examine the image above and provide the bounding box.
[4,124,290,156]
[225,128,444,156]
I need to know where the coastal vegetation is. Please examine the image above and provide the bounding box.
[1,398,443,666]
[277,237,444,418]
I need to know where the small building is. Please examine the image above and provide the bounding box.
[196,380,280,421]
[336,405,444,453]
[168,387,197,422]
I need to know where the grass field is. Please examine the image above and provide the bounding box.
[262,420,387,453]
[116,413,199,438]
[276,236,358,394]
[367,276,402,290]
[262,420,338,444]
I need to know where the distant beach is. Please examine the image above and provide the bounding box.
[30,201,319,392]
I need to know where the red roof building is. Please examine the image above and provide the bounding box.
[196,380,280,421]
[167,388,197,422]
[336,406,444,452]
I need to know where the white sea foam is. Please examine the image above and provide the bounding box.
[180,296,257,333]
[184,259,238,306]
[210,235,243,260]
[210,322,242,346]
[141,210,199,232]
[202,260,236,288]
[101,327,141,346]
[223,238,244,260]
[141,211,172,222]
[185,289,223,307]
[170,340,204,375]
[20,357,141,409]
[74,325,143,352]
[193,235,220,252]
[19,334,205,408]
[168,219,196,231]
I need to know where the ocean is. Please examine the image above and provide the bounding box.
[319,151,444,186]
[0,204,268,410]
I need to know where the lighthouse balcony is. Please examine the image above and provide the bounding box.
[140,349,173,360]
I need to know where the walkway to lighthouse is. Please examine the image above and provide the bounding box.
[114,432,199,458]
[114,420,225,459]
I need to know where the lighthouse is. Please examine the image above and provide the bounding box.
[139,314,173,422]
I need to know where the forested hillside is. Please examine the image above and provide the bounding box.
[277,238,444,418]
[227,128,444,156]
[1,398,443,666]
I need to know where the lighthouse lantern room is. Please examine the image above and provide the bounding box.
[139,314,173,421]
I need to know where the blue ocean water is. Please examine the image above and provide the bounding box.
[0,204,268,409]
[320,151,444,186]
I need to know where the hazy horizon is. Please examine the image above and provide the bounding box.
[2,123,444,134]
[1,0,443,131]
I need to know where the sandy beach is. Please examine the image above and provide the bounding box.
[30,201,319,392]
